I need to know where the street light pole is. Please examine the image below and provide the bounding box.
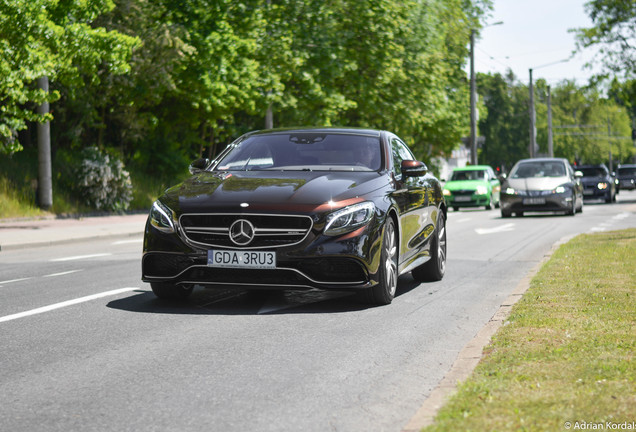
[470,29,477,165]
[528,68,536,158]
[469,21,502,165]
[528,58,570,159]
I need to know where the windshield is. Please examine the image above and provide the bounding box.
[618,167,636,176]
[450,170,487,181]
[511,161,567,178]
[214,133,382,172]
[579,167,607,177]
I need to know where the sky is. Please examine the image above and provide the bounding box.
[472,0,602,85]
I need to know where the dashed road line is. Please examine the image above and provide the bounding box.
[50,253,112,262]
[43,270,83,278]
[0,277,32,287]
[0,287,138,323]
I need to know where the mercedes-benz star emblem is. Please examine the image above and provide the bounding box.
[229,219,255,246]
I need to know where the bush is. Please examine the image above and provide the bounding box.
[73,146,133,211]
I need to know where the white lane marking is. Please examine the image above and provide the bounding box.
[0,278,32,286]
[475,223,516,235]
[50,253,112,262]
[0,287,138,323]
[43,270,83,278]
[457,218,472,223]
[613,212,631,220]
[111,239,143,245]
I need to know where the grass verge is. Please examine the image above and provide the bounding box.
[423,229,636,432]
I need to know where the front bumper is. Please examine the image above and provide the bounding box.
[445,194,490,208]
[141,218,383,290]
[618,179,635,190]
[500,191,573,213]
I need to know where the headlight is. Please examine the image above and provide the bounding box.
[475,186,488,195]
[149,200,177,233]
[553,186,567,194]
[443,189,451,196]
[597,182,609,190]
[505,187,516,195]
[324,202,375,236]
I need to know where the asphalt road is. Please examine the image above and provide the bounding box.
[1,191,635,432]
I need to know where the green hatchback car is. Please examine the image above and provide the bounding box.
[443,165,501,211]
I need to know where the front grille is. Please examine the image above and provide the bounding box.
[452,190,474,196]
[179,213,313,249]
[185,267,310,286]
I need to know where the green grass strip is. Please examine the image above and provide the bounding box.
[424,229,636,432]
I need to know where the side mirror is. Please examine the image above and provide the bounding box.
[401,160,428,177]
[498,173,508,182]
[189,158,211,175]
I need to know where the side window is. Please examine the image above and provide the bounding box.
[391,138,415,176]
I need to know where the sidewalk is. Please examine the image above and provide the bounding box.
[0,213,148,251]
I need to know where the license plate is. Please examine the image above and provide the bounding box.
[523,198,546,205]
[583,190,594,195]
[454,196,472,202]
[208,250,276,269]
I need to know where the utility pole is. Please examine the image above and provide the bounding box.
[547,85,553,157]
[37,76,52,210]
[608,117,613,173]
[470,29,477,165]
[528,68,536,158]
[265,0,273,130]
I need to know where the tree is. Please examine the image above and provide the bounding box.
[0,0,137,155]
[573,0,636,79]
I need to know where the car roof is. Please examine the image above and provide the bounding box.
[515,157,568,164]
[578,164,607,168]
[453,165,491,171]
[247,127,383,137]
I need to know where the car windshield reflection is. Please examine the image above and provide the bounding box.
[214,133,382,172]
[511,161,566,178]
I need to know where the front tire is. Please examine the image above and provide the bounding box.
[361,218,398,305]
[412,211,446,283]
[151,282,193,300]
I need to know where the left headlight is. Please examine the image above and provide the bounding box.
[149,200,177,233]
[324,202,375,236]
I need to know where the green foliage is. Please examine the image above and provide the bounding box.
[477,71,634,170]
[573,0,636,80]
[0,0,138,155]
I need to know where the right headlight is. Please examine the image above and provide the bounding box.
[324,202,375,236]
[149,200,177,233]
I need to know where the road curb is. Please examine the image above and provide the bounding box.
[401,233,577,432]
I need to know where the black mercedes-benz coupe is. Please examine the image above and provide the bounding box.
[142,128,447,305]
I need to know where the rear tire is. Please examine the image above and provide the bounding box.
[361,218,398,305]
[412,211,446,283]
[151,282,193,300]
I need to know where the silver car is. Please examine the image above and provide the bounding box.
[500,158,584,217]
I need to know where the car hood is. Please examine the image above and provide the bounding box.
[160,170,387,214]
[581,176,609,184]
[506,176,569,191]
[444,179,490,191]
